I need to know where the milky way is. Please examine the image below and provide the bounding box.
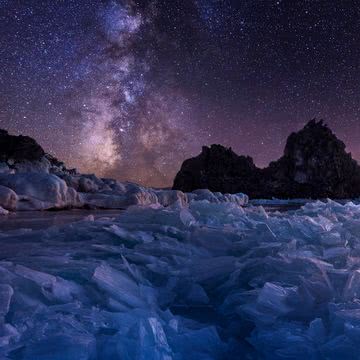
[1,1,360,187]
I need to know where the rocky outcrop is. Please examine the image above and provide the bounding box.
[264,120,360,198]
[0,129,45,163]
[173,120,360,199]
[0,129,248,212]
[173,144,262,195]
[0,129,77,175]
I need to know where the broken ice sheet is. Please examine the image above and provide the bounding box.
[2,200,360,358]
[0,285,13,318]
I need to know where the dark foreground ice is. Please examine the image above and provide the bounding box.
[0,199,360,359]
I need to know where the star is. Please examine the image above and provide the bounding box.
[1,0,360,187]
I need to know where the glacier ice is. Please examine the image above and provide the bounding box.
[2,198,360,358]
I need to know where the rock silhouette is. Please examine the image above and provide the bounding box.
[0,128,248,212]
[0,129,45,163]
[173,120,360,199]
[0,129,74,174]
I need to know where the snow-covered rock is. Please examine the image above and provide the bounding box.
[13,157,52,174]
[0,170,249,212]
[0,142,251,214]
[154,189,188,207]
[0,173,82,210]
[188,188,248,206]
[78,176,100,193]
[102,178,127,193]
[80,193,129,209]
[0,129,250,212]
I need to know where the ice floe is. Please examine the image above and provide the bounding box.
[0,199,360,358]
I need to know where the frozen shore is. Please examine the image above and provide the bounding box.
[0,169,248,214]
[0,170,248,214]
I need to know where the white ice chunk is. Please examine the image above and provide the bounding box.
[92,263,149,308]
[0,285,13,317]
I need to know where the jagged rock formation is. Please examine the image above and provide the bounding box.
[173,144,262,195]
[173,120,360,199]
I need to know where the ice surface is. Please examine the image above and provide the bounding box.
[3,198,360,358]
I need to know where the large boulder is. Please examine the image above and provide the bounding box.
[173,120,360,199]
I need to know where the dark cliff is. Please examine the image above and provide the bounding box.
[173,120,360,199]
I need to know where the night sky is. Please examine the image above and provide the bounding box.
[1,1,360,187]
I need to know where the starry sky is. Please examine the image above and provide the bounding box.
[1,0,360,187]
